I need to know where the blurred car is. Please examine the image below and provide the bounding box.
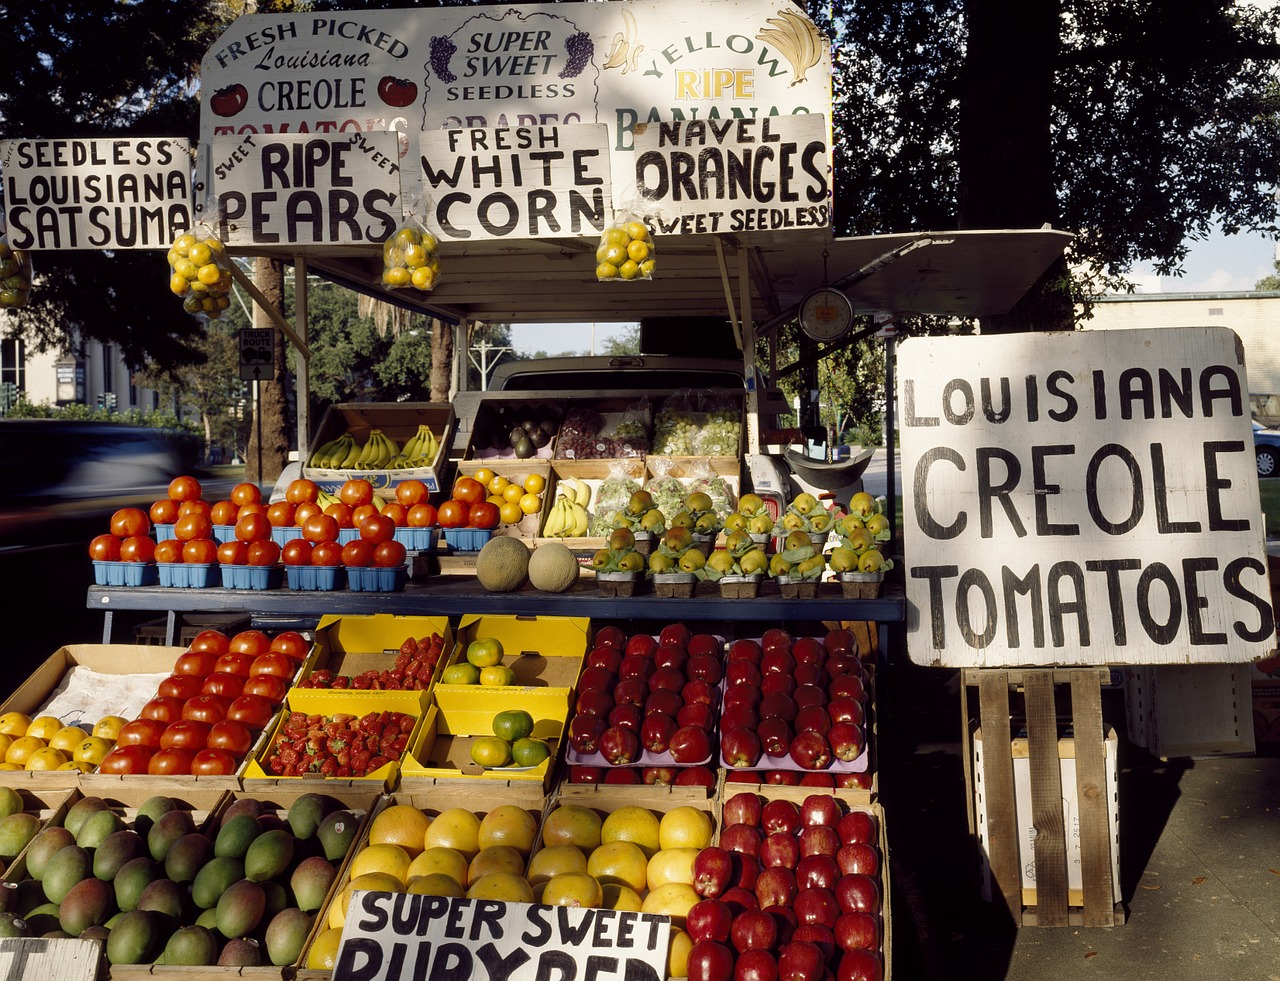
[1254,420,1280,478]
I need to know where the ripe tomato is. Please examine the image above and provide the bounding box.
[182,694,230,724]
[235,513,271,543]
[158,675,205,700]
[154,539,183,563]
[341,539,376,567]
[281,539,313,566]
[302,513,339,544]
[149,748,194,775]
[380,502,409,526]
[174,513,213,542]
[174,648,219,676]
[311,541,344,566]
[339,478,374,508]
[209,500,239,526]
[140,697,186,725]
[217,540,249,565]
[229,630,271,657]
[230,482,262,507]
[452,476,485,506]
[168,475,203,502]
[119,536,156,563]
[160,720,211,751]
[110,507,150,538]
[359,514,396,544]
[227,695,274,728]
[242,674,286,704]
[374,540,408,568]
[201,673,245,699]
[351,504,379,528]
[177,499,212,518]
[182,538,218,564]
[191,748,238,776]
[285,478,319,505]
[115,719,166,747]
[437,500,467,528]
[238,502,267,518]
[149,499,180,524]
[407,503,438,528]
[269,630,310,661]
[88,534,122,561]
[207,720,253,754]
[187,630,230,655]
[294,502,322,526]
[214,652,256,678]
[250,651,295,680]
[396,479,429,507]
[468,501,500,530]
[98,745,155,774]
[324,503,354,528]
[247,541,281,566]
[266,502,295,527]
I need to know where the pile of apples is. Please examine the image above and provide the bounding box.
[276,478,408,573]
[94,630,304,777]
[685,791,884,981]
[721,628,871,788]
[565,623,719,787]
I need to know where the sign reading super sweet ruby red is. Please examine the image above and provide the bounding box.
[899,327,1276,669]
[334,894,669,981]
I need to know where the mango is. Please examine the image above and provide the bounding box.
[214,813,262,860]
[316,810,358,862]
[75,809,124,850]
[58,877,115,936]
[113,856,162,912]
[105,909,156,965]
[133,797,179,839]
[164,833,214,884]
[63,797,109,838]
[146,809,195,862]
[162,924,219,966]
[191,855,243,910]
[265,907,313,966]
[287,794,330,840]
[0,912,29,938]
[24,827,75,881]
[136,877,189,927]
[244,828,294,882]
[291,855,338,913]
[0,812,40,861]
[23,902,61,935]
[219,798,264,828]
[43,845,92,904]
[218,937,263,966]
[0,787,23,819]
[216,879,266,939]
[93,829,146,881]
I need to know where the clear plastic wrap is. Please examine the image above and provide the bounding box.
[644,458,686,518]
[601,398,651,458]
[595,212,656,282]
[695,390,743,456]
[555,406,606,460]
[0,211,32,310]
[382,218,441,292]
[588,461,643,536]
[653,390,699,455]
[685,458,736,513]
[166,212,233,323]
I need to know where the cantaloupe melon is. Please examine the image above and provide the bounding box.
[527,543,580,593]
[475,537,531,591]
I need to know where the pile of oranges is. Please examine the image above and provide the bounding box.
[0,712,119,773]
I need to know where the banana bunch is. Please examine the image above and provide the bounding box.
[558,477,591,510]
[754,8,822,85]
[308,432,360,469]
[387,424,440,470]
[543,494,590,538]
[307,429,403,470]
[353,429,400,469]
[316,488,342,509]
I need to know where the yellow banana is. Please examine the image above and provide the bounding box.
[379,430,401,459]
[338,437,363,469]
[369,432,393,469]
[308,435,340,468]
[543,497,565,537]
[401,428,423,462]
[570,501,589,536]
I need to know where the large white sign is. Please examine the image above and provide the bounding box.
[209,131,402,246]
[334,893,670,981]
[899,328,1275,668]
[0,138,192,250]
[631,113,829,234]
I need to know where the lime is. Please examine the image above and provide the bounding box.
[470,737,512,768]
[466,638,504,668]
[511,738,550,768]
[492,710,534,743]
[441,663,481,685]
[479,666,516,687]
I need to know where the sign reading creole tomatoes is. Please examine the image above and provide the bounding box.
[208,131,402,246]
[0,137,193,250]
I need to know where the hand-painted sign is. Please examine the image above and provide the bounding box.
[899,327,1276,668]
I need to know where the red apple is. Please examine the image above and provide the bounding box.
[829,675,866,701]
[760,673,796,697]
[675,766,717,788]
[838,772,874,791]
[608,703,643,732]
[822,628,855,657]
[791,923,835,961]
[575,688,614,717]
[726,661,763,689]
[793,684,828,709]
[688,633,721,658]
[828,722,864,762]
[687,654,723,685]
[835,873,881,914]
[760,832,800,870]
[794,886,840,928]
[586,647,623,672]
[761,628,793,653]
[721,704,760,733]
[604,767,641,784]
[726,770,763,784]
[794,705,832,736]
[761,649,795,676]
[759,718,793,758]
[693,846,735,898]
[763,770,801,785]
[682,678,719,707]
[799,825,841,859]
[729,908,778,953]
[599,725,640,765]
[568,765,603,783]
[733,852,762,891]
[837,811,877,846]
[794,663,830,689]
[759,691,797,723]
[801,793,843,828]
[640,713,678,754]
[837,949,883,981]
[720,886,760,916]
[669,725,712,763]
[722,791,762,827]
[686,941,734,981]
[827,697,865,725]
[719,823,764,858]
[594,625,627,650]
[659,623,692,648]
[568,715,607,754]
[789,730,832,770]
[777,940,823,981]
[619,654,654,682]
[761,799,802,835]
[722,727,763,768]
[727,639,763,664]
[833,910,880,952]
[792,636,825,664]
[835,842,880,877]
[577,665,615,692]
[642,766,677,786]
[723,685,761,712]
[768,906,798,947]
[686,899,734,944]
[826,655,865,680]
[754,866,797,909]
[613,678,648,706]
[800,773,837,788]
[734,948,779,981]
[647,666,685,693]
[797,853,841,892]
[626,634,659,659]
[654,644,689,672]
[678,702,716,731]
[644,689,683,718]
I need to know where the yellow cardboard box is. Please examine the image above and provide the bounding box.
[306,613,454,690]
[437,614,589,697]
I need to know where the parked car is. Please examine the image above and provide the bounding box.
[1254,420,1280,478]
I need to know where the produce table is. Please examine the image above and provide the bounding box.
[87,580,906,645]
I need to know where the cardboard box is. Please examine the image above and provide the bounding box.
[303,401,456,494]
[1253,681,1280,744]
[305,613,453,690]
[455,460,553,540]
[973,727,1122,908]
[1123,663,1256,758]
[435,614,589,699]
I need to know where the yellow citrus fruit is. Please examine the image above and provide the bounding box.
[624,221,650,243]
[471,467,496,487]
[59,761,94,772]
[604,227,630,247]
[5,736,45,766]
[602,883,644,912]
[169,272,189,296]
[73,737,114,765]
[542,804,603,851]
[601,807,661,858]
[25,747,68,771]
[407,872,466,898]
[542,871,603,908]
[511,738,550,767]
[518,493,542,516]
[466,870,535,904]
[424,808,483,859]
[586,840,649,893]
[466,638,503,668]
[499,502,524,525]
[329,872,403,928]
[647,847,699,890]
[641,882,700,925]
[410,266,436,290]
[488,475,511,496]
[478,805,538,855]
[487,494,506,508]
[658,807,714,851]
[49,726,89,753]
[349,843,412,885]
[369,805,432,859]
[523,473,546,494]
[526,843,588,885]
[468,845,526,883]
[596,262,619,280]
[24,717,63,741]
[503,483,525,504]
[668,928,693,977]
[0,764,18,771]
[470,736,512,768]
[308,926,343,969]
[440,663,480,685]
[408,846,470,887]
[618,259,641,280]
[0,735,12,759]
[627,239,651,262]
[478,666,515,688]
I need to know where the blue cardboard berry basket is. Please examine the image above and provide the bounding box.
[346,566,408,592]
[443,527,493,551]
[211,525,239,544]
[157,562,219,588]
[285,565,346,591]
[220,564,285,590]
[92,560,159,587]
[394,526,440,552]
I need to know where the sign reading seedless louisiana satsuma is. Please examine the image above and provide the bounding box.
[898,327,1276,669]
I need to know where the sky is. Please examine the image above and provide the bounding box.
[1127,228,1279,294]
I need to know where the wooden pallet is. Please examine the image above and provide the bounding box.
[961,668,1124,928]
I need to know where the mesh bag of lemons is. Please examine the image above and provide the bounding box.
[166,227,234,322]
[382,223,441,293]
[595,214,656,282]
[0,224,33,310]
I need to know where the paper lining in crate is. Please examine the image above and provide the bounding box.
[303,401,456,495]
[434,614,589,701]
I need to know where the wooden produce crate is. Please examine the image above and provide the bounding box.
[302,401,455,495]
[303,613,454,691]
[1122,663,1256,758]
[455,459,554,540]
[962,668,1123,927]
[0,787,79,876]
[534,457,647,551]
[461,398,564,463]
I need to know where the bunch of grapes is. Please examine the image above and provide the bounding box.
[429,36,457,82]
[653,408,699,455]
[696,410,743,455]
[167,232,233,321]
[382,225,441,292]
[559,31,594,78]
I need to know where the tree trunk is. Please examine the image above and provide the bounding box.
[430,317,453,402]
[246,256,291,485]
[958,0,1074,332]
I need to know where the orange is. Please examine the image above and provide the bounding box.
[523,473,546,495]
[349,843,412,885]
[600,806,661,858]
[499,502,524,525]
[658,807,714,851]
[329,872,403,929]
[407,873,466,898]
[668,928,693,977]
[602,883,644,912]
[640,882,700,925]
[25,747,69,771]
[488,475,510,496]
[647,848,699,890]
[25,716,62,741]
[468,845,526,883]
[541,872,603,908]
[423,808,482,859]
[5,736,46,766]
[586,840,648,893]
[503,483,525,505]
[307,927,343,969]
[542,804,602,851]
[408,846,469,887]
[466,871,534,904]
[368,805,432,859]
[526,843,588,885]
[518,493,542,516]
[478,805,537,855]
[49,726,89,753]
[471,468,496,487]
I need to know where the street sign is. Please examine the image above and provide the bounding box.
[239,328,276,382]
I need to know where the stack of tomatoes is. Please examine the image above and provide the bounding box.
[95,628,306,777]
[88,506,156,565]
[131,475,218,566]
[278,478,410,572]
[437,475,502,530]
